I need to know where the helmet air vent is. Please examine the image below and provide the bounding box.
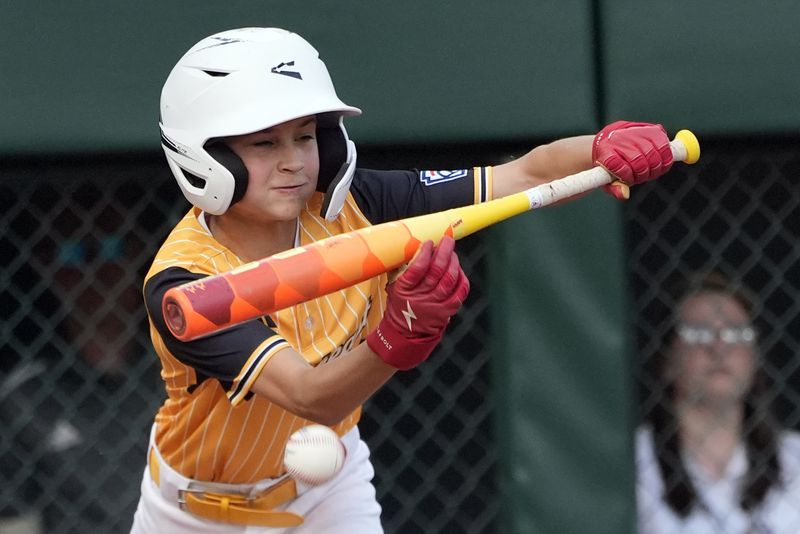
[183,170,207,189]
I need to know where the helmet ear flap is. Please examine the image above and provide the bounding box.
[205,142,249,206]
[316,124,347,193]
[317,119,357,221]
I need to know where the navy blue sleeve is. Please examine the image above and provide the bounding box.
[350,167,481,224]
[144,267,280,390]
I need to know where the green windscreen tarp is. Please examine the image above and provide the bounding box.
[489,194,634,534]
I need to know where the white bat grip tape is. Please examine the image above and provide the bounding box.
[525,138,690,209]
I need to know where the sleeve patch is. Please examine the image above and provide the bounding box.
[419,169,469,185]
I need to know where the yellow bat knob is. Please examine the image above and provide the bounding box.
[675,129,700,164]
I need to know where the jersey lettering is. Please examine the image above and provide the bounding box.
[319,297,372,364]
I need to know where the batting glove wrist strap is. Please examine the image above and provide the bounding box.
[367,322,443,370]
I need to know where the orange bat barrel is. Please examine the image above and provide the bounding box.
[162,192,532,340]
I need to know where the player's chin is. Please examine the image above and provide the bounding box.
[265,197,311,220]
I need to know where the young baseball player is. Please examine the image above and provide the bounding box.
[131,27,674,533]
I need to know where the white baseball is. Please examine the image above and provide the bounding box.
[283,424,346,486]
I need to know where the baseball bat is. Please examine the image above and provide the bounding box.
[163,130,700,341]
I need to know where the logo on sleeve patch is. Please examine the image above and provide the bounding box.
[420,169,469,185]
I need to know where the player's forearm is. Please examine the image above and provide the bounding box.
[252,342,396,426]
[492,135,594,198]
[299,344,397,425]
[532,135,595,180]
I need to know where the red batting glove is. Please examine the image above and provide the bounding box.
[592,120,674,200]
[367,236,470,370]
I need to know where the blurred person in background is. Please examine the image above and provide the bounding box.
[636,271,800,533]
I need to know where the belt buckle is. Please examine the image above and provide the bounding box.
[177,482,251,511]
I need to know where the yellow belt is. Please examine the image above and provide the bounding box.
[149,447,303,527]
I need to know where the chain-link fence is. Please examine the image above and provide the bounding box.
[3,136,798,533]
[627,137,800,532]
[0,154,497,534]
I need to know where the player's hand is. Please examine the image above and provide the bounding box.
[367,236,470,370]
[592,120,673,200]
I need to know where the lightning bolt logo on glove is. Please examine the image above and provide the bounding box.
[402,301,417,331]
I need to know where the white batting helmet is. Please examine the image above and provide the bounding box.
[159,27,361,219]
